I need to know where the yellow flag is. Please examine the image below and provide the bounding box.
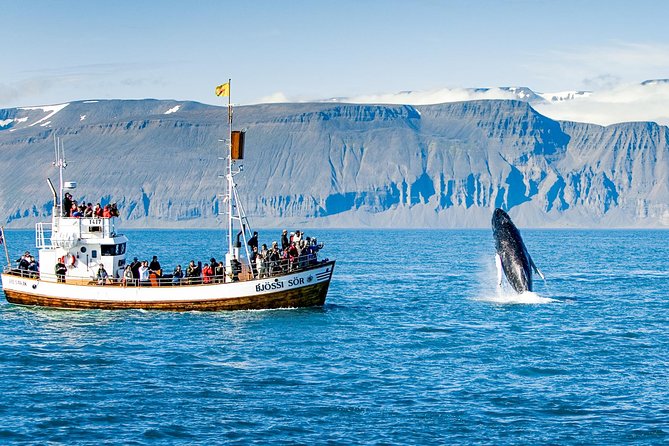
[215,82,230,97]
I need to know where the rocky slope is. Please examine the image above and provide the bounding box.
[0,99,667,228]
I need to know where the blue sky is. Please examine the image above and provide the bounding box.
[2,0,669,112]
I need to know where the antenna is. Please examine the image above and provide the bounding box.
[53,137,68,217]
[53,134,58,166]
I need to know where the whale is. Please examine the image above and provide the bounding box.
[491,208,544,293]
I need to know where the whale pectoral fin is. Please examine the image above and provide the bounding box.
[530,257,545,280]
[495,253,503,287]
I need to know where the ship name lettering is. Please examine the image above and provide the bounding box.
[255,281,285,292]
[287,277,305,287]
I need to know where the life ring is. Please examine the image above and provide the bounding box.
[66,254,76,267]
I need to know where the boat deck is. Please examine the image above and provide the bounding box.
[2,256,332,288]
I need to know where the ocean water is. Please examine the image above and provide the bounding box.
[0,228,668,445]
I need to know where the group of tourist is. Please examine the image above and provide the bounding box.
[15,228,325,286]
[249,229,324,279]
[105,229,324,286]
[15,251,39,278]
[62,193,119,218]
[113,256,230,287]
[116,256,166,287]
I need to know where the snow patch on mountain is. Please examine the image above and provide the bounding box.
[164,105,180,114]
[20,103,69,127]
[538,91,592,102]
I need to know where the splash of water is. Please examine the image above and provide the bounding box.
[474,254,556,304]
[476,288,556,305]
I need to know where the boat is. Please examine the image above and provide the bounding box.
[0,83,335,310]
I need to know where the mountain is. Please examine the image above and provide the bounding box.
[0,99,667,229]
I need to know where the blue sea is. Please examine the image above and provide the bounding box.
[1,228,667,445]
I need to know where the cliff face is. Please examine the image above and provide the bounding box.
[0,99,667,228]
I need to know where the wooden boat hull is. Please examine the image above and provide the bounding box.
[1,261,334,311]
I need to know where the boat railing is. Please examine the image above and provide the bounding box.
[2,266,40,279]
[37,217,118,249]
[2,254,330,287]
[36,222,52,249]
[143,253,329,287]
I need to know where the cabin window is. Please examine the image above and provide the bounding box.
[80,247,87,253]
[101,243,126,256]
[92,250,98,259]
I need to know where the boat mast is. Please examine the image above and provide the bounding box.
[52,136,66,218]
[220,79,253,279]
[226,78,234,257]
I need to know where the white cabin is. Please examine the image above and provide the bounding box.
[36,215,128,283]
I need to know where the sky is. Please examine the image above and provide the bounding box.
[2,0,669,125]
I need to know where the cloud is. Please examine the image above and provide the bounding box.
[534,81,669,126]
[0,62,181,108]
[255,92,291,104]
[332,87,520,105]
[0,77,67,106]
[581,74,621,90]
[257,87,521,106]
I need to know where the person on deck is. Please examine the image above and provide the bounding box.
[256,251,265,279]
[214,260,225,283]
[209,258,220,283]
[281,230,289,251]
[138,261,150,286]
[96,264,109,285]
[63,193,73,217]
[250,246,259,278]
[130,257,141,284]
[287,242,299,271]
[186,260,198,285]
[122,265,133,287]
[27,256,39,277]
[172,265,184,286]
[55,257,67,283]
[202,263,213,284]
[16,251,30,270]
[268,242,281,275]
[149,256,162,277]
[195,261,203,284]
[71,204,83,218]
[248,231,259,252]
